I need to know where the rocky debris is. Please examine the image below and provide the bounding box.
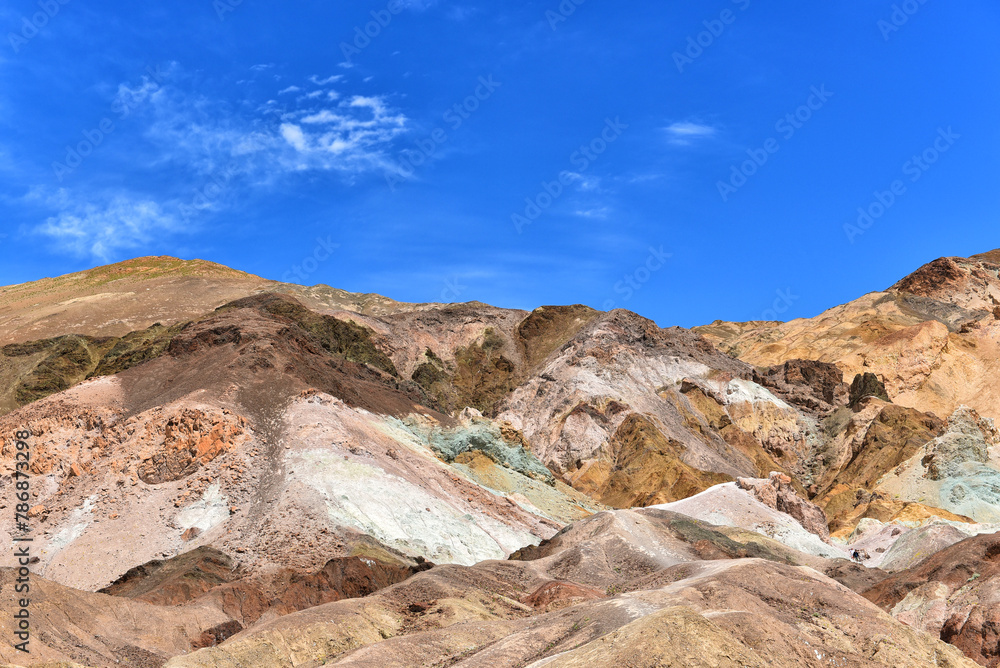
[736,472,830,541]
[522,580,606,612]
[849,372,890,407]
[753,359,849,415]
[137,408,249,484]
[890,255,991,310]
[191,621,244,649]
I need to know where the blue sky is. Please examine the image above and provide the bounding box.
[1,1,997,327]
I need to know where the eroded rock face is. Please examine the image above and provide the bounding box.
[923,405,998,480]
[424,412,553,485]
[498,310,818,506]
[737,472,830,541]
[874,406,1000,523]
[812,402,949,536]
[586,413,733,508]
[137,408,249,484]
[753,359,848,416]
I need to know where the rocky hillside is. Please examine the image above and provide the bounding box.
[696,250,1000,422]
[2,251,1000,666]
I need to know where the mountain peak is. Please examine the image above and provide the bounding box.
[64,256,261,283]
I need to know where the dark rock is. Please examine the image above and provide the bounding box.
[753,359,848,415]
[849,373,890,408]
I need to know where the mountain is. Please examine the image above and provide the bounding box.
[1,251,1000,666]
[695,250,1000,421]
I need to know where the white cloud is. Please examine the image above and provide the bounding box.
[300,110,339,124]
[309,74,343,86]
[137,77,409,182]
[563,172,601,191]
[664,121,718,146]
[573,207,610,219]
[278,85,301,95]
[280,123,307,151]
[32,189,180,261]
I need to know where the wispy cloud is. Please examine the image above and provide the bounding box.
[24,68,412,260]
[663,121,718,146]
[564,172,601,191]
[309,74,343,86]
[30,189,180,261]
[279,95,407,167]
[135,70,409,182]
[278,85,301,95]
[573,206,610,219]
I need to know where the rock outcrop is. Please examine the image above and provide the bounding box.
[849,372,891,407]
[737,471,830,541]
